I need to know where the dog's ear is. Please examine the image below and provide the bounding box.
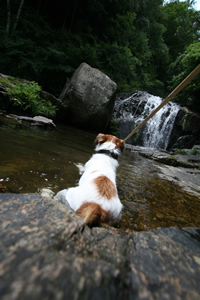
[94,133,107,145]
[115,139,125,151]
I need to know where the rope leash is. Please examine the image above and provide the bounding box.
[123,64,200,143]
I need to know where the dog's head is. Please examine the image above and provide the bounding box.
[94,133,125,152]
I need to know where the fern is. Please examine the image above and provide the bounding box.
[0,76,57,118]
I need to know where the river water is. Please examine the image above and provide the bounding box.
[1,115,200,231]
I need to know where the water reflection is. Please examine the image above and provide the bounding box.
[1,115,200,231]
[118,150,200,231]
[0,115,94,193]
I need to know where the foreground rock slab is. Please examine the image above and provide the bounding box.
[0,194,200,300]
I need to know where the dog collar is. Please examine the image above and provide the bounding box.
[96,149,118,160]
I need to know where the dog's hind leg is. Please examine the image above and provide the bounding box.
[54,189,73,210]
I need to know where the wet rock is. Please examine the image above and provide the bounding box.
[0,183,8,193]
[125,145,200,196]
[194,145,200,151]
[32,116,56,128]
[113,91,148,119]
[0,193,200,300]
[139,149,181,166]
[168,107,200,149]
[0,84,10,110]
[157,164,200,196]
[3,114,56,129]
[133,146,200,169]
[59,62,117,131]
[40,90,62,107]
[118,119,135,144]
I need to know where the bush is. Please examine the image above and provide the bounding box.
[0,76,57,118]
[168,43,200,112]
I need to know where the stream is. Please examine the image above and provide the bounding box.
[1,115,200,231]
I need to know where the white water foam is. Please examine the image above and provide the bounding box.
[135,95,180,149]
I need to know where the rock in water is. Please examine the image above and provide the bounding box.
[59,62,117,131]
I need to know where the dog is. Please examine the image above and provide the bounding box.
[54,133,124,227]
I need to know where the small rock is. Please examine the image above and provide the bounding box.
[39,188,54,198]
[156,212,164,220]
[33,116,56,128]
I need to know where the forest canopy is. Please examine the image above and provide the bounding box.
[0,0,200,112]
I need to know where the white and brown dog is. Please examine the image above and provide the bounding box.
[54,133,124,227]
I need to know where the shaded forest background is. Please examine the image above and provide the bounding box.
[0,0,200,112]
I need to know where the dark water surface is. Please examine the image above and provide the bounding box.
[1,115,200,231]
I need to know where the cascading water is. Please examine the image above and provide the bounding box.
[136,95,180,149]
[113,91,180,149]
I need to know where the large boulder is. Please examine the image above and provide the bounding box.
[59,63,117,131]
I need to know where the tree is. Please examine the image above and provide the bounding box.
[6,0,11,33]
[6,0,25,33]
[12,0,24,31]
[169,43,200,112]
[161,1,200,61]
[0,0,199,101]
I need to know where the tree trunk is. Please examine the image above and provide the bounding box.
[6,0,11,33]
[12,0,25,31]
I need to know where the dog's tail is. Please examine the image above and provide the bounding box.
[76,202,112,227]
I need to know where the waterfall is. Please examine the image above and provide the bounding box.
[135,95,180,149]
[113,91,180,149]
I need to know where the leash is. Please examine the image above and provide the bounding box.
[123,64,200,143]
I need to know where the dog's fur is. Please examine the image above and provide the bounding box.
[54,133,124,227]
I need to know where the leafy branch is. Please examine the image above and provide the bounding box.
[0,76,57,117]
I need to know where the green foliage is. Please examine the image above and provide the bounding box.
[0,77,57,117]
[0,25,72,96]
[0,0,199,114]
[168,42,200,112]
[108,118,120,136]
[0,0,168,96]
[161,1,200,61]
[174,147,200,155]
[175,149,188,155]
[190,147,200,155]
